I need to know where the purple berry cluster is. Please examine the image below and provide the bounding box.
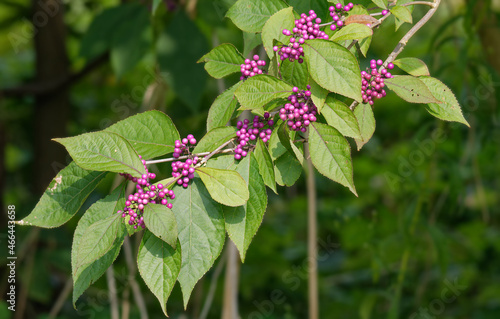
[118,156,175,229]
[381,9,389,16]
[361,59,394,105]
[234,114,274,160]
[273,10,329,63]
[240,55,266,80]
[328,2,354,31]
[279,86,318,132]
[173,135,197,159]
[171,156,199,188]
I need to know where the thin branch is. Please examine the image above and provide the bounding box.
[199,138,236,166]
[350,0,441,111]
[402,1,435,7]
[145,148,234,165]
[347,12,392,52]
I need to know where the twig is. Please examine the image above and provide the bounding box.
[347,11,392,53]
[123,236,149,319]
[350,0,441,111]
[145,148,234,165]
[199,138,236,166]
[402,1,435,7]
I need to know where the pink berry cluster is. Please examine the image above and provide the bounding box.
[328,2,354,31]
[173,134,197,158]
[361,59,394,105]
[171,156,199,188]
[118,156,175,229]
[240,55,266,80]
[279,86,318,132]
[234,114,274,160]
[273,10,329,63]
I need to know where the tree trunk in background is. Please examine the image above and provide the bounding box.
[33,0,70,194]
[222,241,240,319]
[15,1,69,318]
[477,0,500,74]
[0,122,5,225]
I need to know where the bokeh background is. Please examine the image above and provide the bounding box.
[1,0,499,318]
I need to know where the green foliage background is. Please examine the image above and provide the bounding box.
[1,0,499,318]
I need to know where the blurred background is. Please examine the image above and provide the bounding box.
[0,0,499,318]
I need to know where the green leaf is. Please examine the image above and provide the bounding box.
[143,204,178,248]
[226,0,288,33]
[322,97,362,140]
[79,5,130,60]
[54,131,146,178]
[243,32,263,57]
[235,75,293,111]
[197,43,245,79]
[253,139,277,193]
[393,58,430,77]
[105,110,179,160]
[419,77,470,127]
[261,7,295,59]
[327,0,345,5]
[277,123,295,158]
[18,162,107,228]
[193,126,237,153]
[268,127,287,160]
[137,231,181,316]
[303,39,362,102]
[110,4,151,77]
[281,58,309,89]
[358,36,372,57]
[385,75,441,104]
[391,5,412,24]
[309,122,357,195]
[372,0,388,9]
[309,77,328,113]
[74,213,125,278]
[152,0,162,13]
[207,155,267,261]
[288,0,329,20]
[207,82,242,131]
[276,126,304,164]
[268,52,280,78]
[225,156,267,261]
[274,152,302,186]
[157,12,208,112]
[171,178,225,308]
[196,167,249,207]
[72,185,125,305]
[330,23,373,42]
[290,138,305,165]
[354,102,376,150]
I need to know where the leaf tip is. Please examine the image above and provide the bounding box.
[15,219,32,226]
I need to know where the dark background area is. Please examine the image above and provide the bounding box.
[0,0,499,318]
